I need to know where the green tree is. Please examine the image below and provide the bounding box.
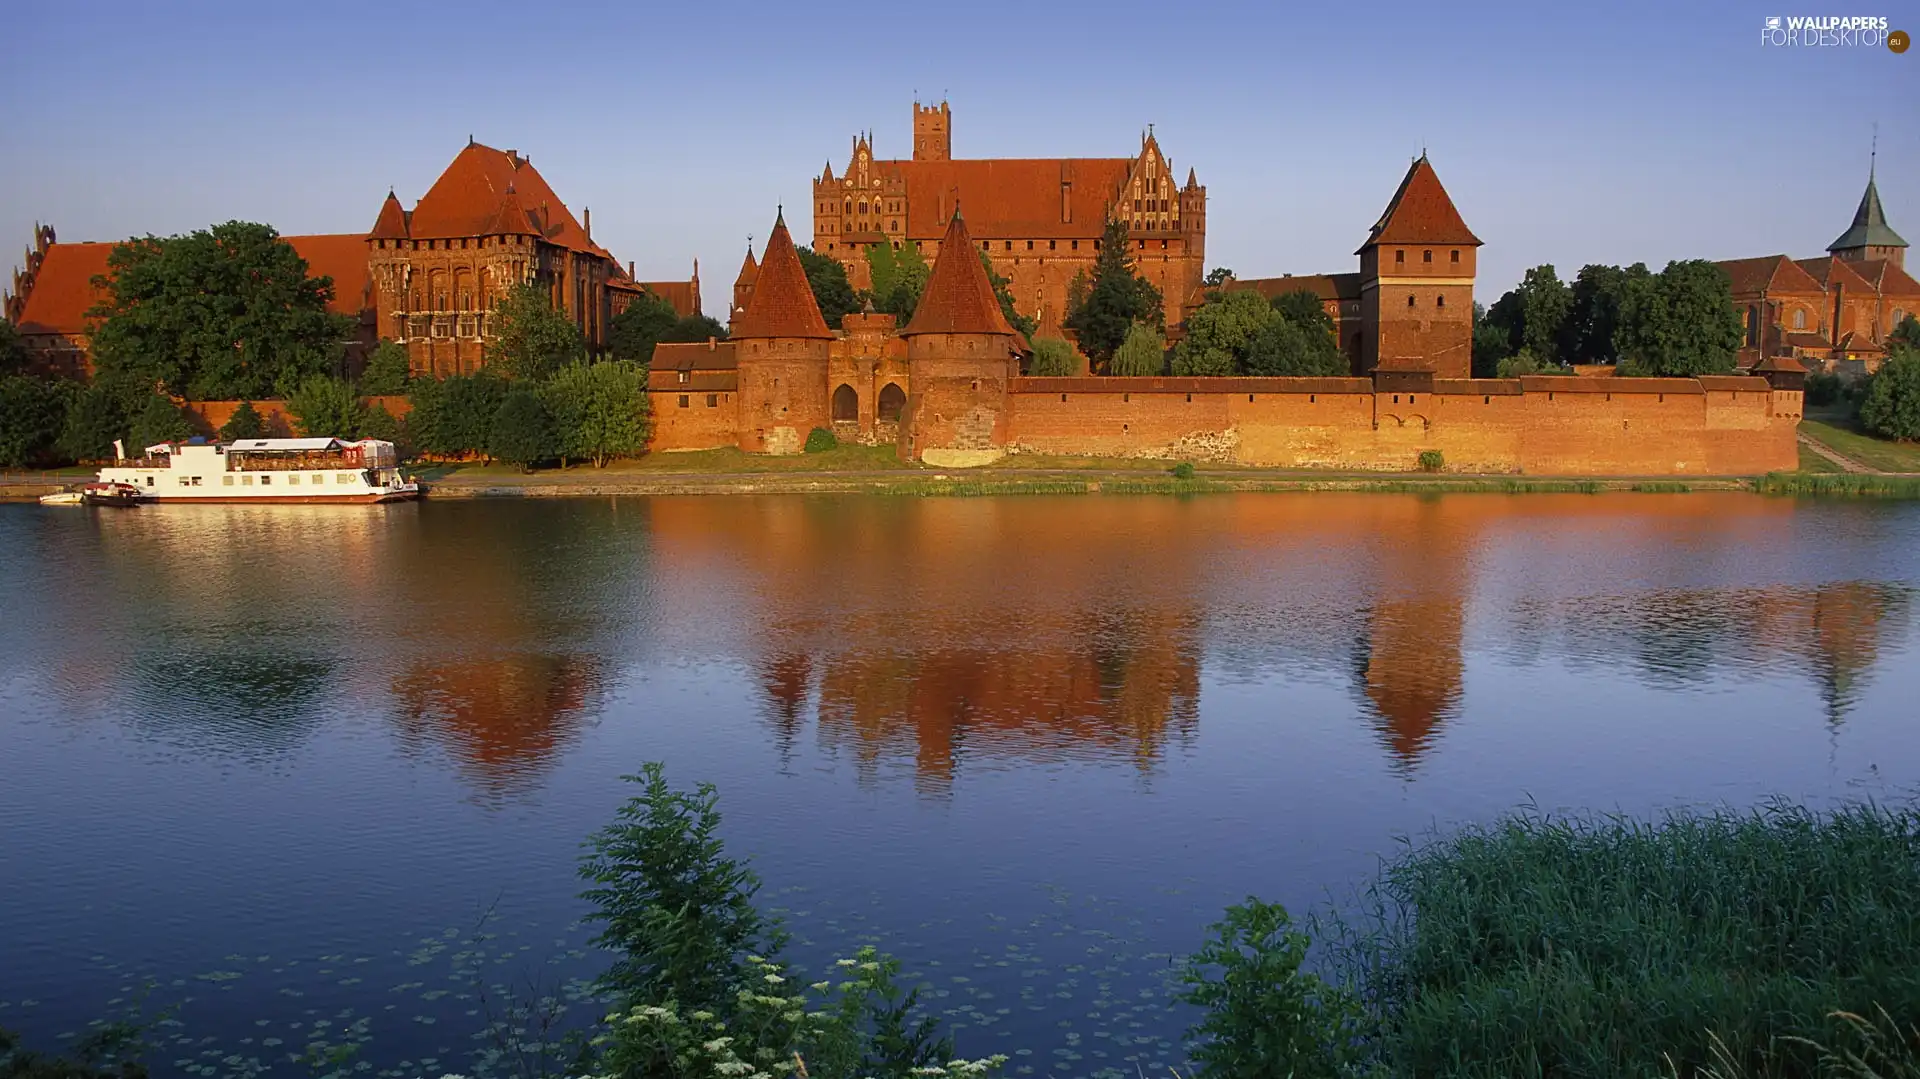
[1269,290,1336,340]
[1244,317,1347,377]
[1204,267,1235,287]
[1109,323,1167,376]
[59,384,129,462]
[978,250,1037,337]
[1514,264,1573,365]
[1026,337,1080,377]
[488,386,557,471]
[218,400,267,441]
[0,376,72,467]
[286,375,366,438]
[441,373,509,459]
[659,313,728,344]
[358,339,412,396]
[0,319,27,376]
[1614,260,1743,377]
[1887,313,1920,352]
[128,394,192,452]
[579,762,787,1018]
[1561,263,1634,365]
[1472,301,1512,378]
[1178,899,1370,1079]
[1860,350,1920,440]
[1066,220,1165,368]
[486,283,585,380]
[796,246,860,328]
[544,360,651,468]
[87,221,352,400]
[357,402,406,454]
[865,242,932,321]
[608,293,680,365]
[1171,289,1273,376]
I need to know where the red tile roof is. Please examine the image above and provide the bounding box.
[369,191,409,240]
[405,142,607,255]
[1718,255,1826,296]
[1849,258,1920,297]
[861,157,1133,240]
[735,247,759,289]
[639,279,701,317]
[653,340,738,371]
[903,209,1018,338]
[1226,273,1364,303]
[730,212,832,339]
[1794,255,1876,294]
[14,234,372,337]
[1358,156,1481,253]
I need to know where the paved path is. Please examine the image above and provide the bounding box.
[1796,432,1874,473]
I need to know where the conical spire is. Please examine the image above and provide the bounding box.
[903,207,1017,338]
[1357,156,1481,254]
[369,189,409,239]
[731,210,832,339]
[1827,172,1907,254]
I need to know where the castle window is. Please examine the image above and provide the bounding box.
[1793,309,1807,330]
[1134,199,1141,212]
[1027,240,1034,250]
[1051,240,1058,250]
[1423,250,1432,263]
[1395,250,1405,264]
[678,370,688,383]
[1436,295,1445,308]
[1139,239,1146,249]
[859,202,867,214]
[1161,240,1168,250]
[1407,295,1416,308]
[1005,241,1012,251]
[1071,241,1078,250]
[707,394,717,407]
[1451,250,1460,263]
[891,220,898,231]
[678,395,688,408]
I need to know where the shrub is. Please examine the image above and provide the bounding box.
[1178,899,1371,1079]
[1417,450,1444,472]
[487,387,557,471]
[218,400,267,441]
[1171,461,1196,480]
[1859,352,1920,441]
[1108,323,1166,376]
[0,375,73,468]
[357,340,411,396]
[805,426,838,453]
[1804,371,1844,407]
[286,375,366,438]
[1026,337,1079,377]
[59,384,129,462]
[127,394,192,452]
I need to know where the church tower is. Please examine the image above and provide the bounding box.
[732,210,834,455]
[1355,155,1481,380]
[1827,165,1907,270]
[913,100,951,161]
[898,207,1025,465]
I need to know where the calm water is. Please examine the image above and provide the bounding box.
[3,493,1919,1077]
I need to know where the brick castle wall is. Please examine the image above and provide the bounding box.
[647,390,740,451]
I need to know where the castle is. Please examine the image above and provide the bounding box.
[804,102,1207,333]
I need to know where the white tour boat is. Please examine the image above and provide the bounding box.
[96,437,420,504]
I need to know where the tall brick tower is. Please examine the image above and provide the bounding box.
[898,207,1025,465]
[1827,163,1907,270]
[732,209,834,455]
[1356,155,1481,380]
[913,101,951,161]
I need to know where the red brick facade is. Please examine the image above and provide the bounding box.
[809,102,1207,331]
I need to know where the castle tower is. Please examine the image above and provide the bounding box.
[1827,165,1907,270]
[913,100,951,162]
[1356,155,1481,380]
[898,207,1024,465]
[731,209,834,455]
[731,241,759,323]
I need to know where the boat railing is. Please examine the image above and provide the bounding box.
[229,452,371,472]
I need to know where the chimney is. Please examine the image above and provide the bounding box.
[628,260,635,278]
[584,207,591,240]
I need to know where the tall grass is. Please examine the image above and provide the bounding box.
[1756,472,1920,497]
[1338,801,1920,1079]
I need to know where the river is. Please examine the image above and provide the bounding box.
[3,493,1917,1078]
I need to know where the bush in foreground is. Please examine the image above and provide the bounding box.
[1860,351,1920,442]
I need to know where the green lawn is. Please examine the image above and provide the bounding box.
[1797,443,1847,473]
[1798,418,1920,473]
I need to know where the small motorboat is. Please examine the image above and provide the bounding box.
[38,488,85,506]
[79,481,144,507]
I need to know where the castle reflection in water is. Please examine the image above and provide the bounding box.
[20,494,1909,797]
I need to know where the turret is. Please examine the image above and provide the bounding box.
[731,210,833,455]
[1355,154,1481,380]
[897,206,1023,465]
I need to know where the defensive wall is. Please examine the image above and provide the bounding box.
[181,397,413,439]
[997,373,1802,475]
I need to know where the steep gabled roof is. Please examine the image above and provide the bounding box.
[640,278,701,317]
[407,142,604,253]
[1717,255,1826,296]
[1849,259,1920,298]
[1795,255,1877,294]
[1226,272,1364,304]
[730,211,833,339]
[1357,155,1481,253]
[735,245,759,288]
[903,207,1017,338]
[1828,174,1907,253]
[369,191,409,240]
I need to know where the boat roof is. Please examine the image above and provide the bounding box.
[227,438,348,451]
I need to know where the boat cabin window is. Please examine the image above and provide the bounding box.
[144,477,153,487]
[223,476,234,486]
[337,473,353,484]
[191,476,202,486]
[288,474,300,484]
[260,475,272,485]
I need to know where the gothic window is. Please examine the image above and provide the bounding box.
[1792,309,1807,330]
[859,202,868,214]
[891,220,898,231]
[1134,199,1141,212]
[1423,250,1432,263]
[845,200,852,214]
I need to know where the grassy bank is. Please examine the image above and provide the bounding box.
[1344,801,1920,1078]
[1756,472,1920,497]
[1798,417,1920,473]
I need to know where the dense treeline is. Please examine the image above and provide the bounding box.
[1472,259,1746,377]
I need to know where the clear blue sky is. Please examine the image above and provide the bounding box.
[3,0,1914,311]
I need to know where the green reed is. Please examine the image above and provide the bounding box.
[1334,800,1920,1079]
[1755,472,1920,498]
